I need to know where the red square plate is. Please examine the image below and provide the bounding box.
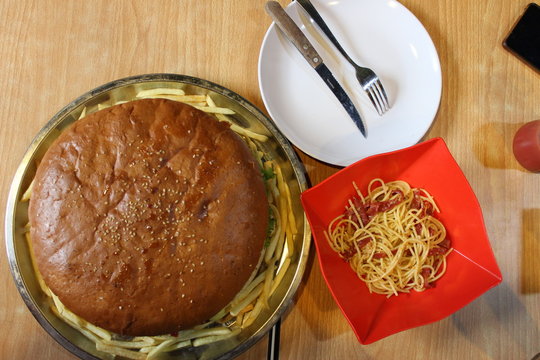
[301,138,502,344]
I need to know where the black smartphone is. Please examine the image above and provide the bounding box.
[503,3,540,73]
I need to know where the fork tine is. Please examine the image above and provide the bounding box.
[374,80,390,111]
[369,81,388,115]
[366,89,382,115]
[366,86,383,115]
[371,81,386,114]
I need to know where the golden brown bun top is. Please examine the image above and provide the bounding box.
[29,99,268,336]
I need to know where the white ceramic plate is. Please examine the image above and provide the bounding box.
[258,0,442,166]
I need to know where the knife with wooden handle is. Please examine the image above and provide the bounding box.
[265,1,367,137]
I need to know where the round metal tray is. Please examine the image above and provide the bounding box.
[5,74,310,360]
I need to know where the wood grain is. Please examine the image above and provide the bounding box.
[1,0,539,359]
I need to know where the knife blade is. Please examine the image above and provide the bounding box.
[265,1,367,137]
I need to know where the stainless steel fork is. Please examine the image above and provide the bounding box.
[296,0,390,115]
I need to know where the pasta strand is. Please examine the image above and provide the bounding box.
[325,179,452,297]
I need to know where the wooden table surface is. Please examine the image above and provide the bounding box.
[1,0,539,359]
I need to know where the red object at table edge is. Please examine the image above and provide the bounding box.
[513,120,540,172]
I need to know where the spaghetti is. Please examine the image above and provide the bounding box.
[325,179,451,297]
